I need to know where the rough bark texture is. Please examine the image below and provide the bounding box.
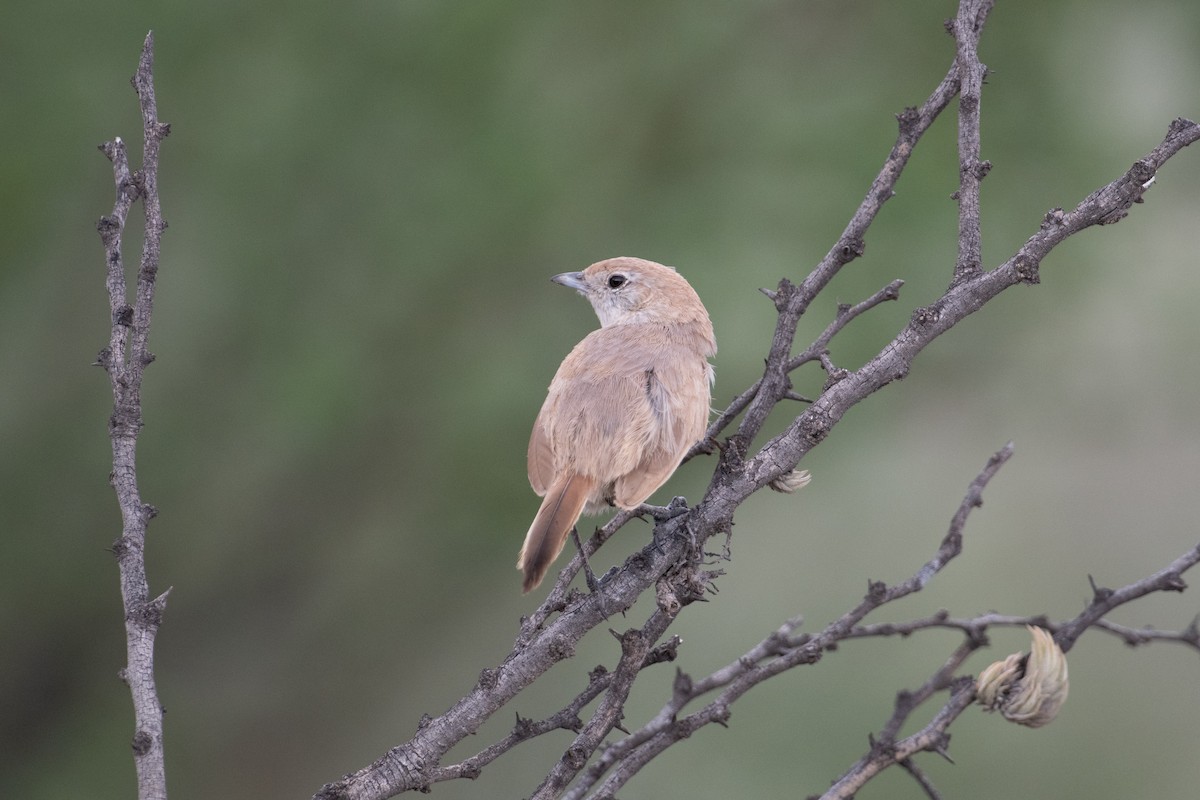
[96,30,172,800]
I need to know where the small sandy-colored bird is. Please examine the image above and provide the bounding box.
[518,257,716,592]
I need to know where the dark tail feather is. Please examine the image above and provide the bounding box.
[518,473,594,592]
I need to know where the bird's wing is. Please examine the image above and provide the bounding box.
[527,403,555,496]
[611,361,706,508]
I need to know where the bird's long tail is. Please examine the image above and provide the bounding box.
[517,473,596,593]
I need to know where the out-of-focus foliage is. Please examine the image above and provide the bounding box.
[3,2,1198,798]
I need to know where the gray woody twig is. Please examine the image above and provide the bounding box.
[96,31,171,800]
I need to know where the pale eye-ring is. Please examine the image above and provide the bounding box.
[607,274,628,289]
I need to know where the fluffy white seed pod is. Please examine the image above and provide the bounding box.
[976,625,1069,728]
[769,468,812,494]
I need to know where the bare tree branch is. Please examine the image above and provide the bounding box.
[950,0,994,285]
[96,30,171,800]
[570,443,1012,800]
[310,1,1200,797]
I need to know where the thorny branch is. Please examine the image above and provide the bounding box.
[312,1,1200,798]
[96,31,171,800]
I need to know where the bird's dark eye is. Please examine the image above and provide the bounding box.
[607,274,628,289]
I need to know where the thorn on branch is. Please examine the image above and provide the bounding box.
[1087,574,1113,603]
[673,668,693,703]
[1184,616,1200,647]
[929,735,955,764]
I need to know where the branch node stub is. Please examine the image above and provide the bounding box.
[477,668,499,691]
[656,577,683,615]
[1129,158,1155,187]
[648,635,682,665]
[772,277,796,311]
[975,159,993,179]
[896,106,920,136]
[566,743,589,769]
[1168,116,1194,134]
[1013,254,1041,284]
[131,729,154,756]
[93,346,113,369]
[547,635,575,661]
[111,534,134,559]
[911,304,942,327]
[127,598,164,628]
[1041,207,1066,229]
[839,237,866,264]
[799,410,831,444]
[96,215,120,237]
[114,304,134,327]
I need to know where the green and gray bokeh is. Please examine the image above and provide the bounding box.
[3,1,1198,798]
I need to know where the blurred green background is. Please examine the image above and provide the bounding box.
[3,1,1198,797]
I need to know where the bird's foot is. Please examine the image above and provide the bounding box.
[638,496,690,522]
